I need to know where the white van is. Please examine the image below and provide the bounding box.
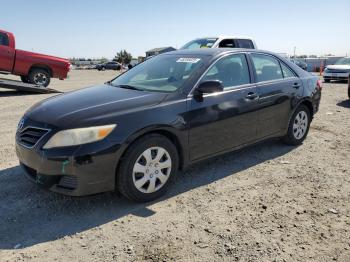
[181,36,257,50]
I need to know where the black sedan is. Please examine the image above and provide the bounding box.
[16,49,322,202]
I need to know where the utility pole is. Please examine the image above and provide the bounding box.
[293,46,296,58]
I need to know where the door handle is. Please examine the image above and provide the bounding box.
[293,83,300,89]
[245,92,259,100]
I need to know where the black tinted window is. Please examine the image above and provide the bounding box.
[0,32,9,46]
[237,39,254,49]
[202,54,250,88]
[218,39,236,48]
[251,54,283,82]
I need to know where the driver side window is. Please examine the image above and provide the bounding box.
[0,32,9,46]
[201,54,250,89]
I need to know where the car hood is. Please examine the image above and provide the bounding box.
[26,84,168,129]
[327,65,350,70]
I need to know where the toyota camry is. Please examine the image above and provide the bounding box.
[16,48,322,202]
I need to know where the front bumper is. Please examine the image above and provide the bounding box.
[16,139,124,196]
[323,72,349,81]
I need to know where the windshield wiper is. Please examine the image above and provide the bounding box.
[111,84,143,91]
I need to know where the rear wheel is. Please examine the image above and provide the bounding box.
[29,69,50,87]
[20,76,29,83]
[282,105,311,146]
[117,134,179,202]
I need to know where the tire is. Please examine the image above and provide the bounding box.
[20,76,29,83]
[282,105,311,146]
[348,83,350,99]
[117,134,179,202]
[101,67,106,71]
[324,79,330,83]
[28,69,50,87]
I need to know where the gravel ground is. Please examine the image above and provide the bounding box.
[0,71,349,262]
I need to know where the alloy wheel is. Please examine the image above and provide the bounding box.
[293,111,308,140]
[33,72,48,86]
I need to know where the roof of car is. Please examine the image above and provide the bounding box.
[164,48,275,57]
[197,36,254,40]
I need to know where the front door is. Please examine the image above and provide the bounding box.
[187,53,260,161]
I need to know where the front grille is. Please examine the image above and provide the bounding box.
[326,68,348,74]
[18,127,50,148]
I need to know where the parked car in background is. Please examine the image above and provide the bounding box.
[16,48,321,202]
[95,61,121,71]
[290,58,308,71]
[323,57,350,82]
[0,29,70,87]
[181,36,257,50]
[348,75,350,99]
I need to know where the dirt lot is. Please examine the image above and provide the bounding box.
[0,71,349,262]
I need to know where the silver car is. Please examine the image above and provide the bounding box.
[323,57,350,82]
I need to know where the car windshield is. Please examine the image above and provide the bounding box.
[335,57,350,65]
[111,54,205,92]
[181,38,218,49]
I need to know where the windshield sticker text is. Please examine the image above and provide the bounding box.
[176,58,201,63]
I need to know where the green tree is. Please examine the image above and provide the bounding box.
[100,57,108,63]
[115,50,132,65]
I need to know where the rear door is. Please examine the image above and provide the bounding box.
[249,53,302,138]
[188,53,260,160]
[0,32,15,72]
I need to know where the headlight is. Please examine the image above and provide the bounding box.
[43,124,116,149]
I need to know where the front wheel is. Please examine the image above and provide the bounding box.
[282,105,311,146]
[117,134,179,202]
[29,69,50,87]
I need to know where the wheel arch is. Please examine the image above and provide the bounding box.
[284,98,314,135]
[299,99,314,118]
[29,64,53,77]
[115,126,187,183]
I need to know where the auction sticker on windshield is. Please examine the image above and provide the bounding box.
[176,58,201,63]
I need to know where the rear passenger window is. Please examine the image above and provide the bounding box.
[281,63,296,78]
[202,54,250,88]
[251,54,283,82]
[218,39,237,48]
[236,39,254,49]
[0,32,9,46]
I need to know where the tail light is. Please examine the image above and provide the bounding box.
[316,79,322,91]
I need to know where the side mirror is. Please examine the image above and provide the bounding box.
[194,80,223,101]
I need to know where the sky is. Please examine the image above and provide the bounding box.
[1,0,349,59]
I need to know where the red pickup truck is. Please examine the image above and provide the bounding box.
[0,29,70,87]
